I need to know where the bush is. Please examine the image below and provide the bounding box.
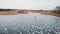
[53,6,60,14]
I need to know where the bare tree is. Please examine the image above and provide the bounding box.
[53,6,60,14]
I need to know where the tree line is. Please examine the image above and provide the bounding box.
[0,9,12,11]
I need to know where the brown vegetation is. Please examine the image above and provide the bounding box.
[0,9,60,17]
[0,11,18,15]
[39,11,60,17]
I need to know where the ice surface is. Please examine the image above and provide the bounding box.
[0,14,60,34]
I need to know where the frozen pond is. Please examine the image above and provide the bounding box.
[0,13,60,34]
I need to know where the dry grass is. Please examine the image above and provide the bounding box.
[39,11,60,17]
[0,10,60,17]
[0,11,18,15]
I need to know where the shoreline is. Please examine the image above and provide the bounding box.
[0,10,60,17]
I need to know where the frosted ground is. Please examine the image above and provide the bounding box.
[0,13,60,34]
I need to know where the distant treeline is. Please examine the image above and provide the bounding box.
[52,6,60,14]
[0,9,12,11]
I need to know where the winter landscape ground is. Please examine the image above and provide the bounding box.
[0,9,60,34]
